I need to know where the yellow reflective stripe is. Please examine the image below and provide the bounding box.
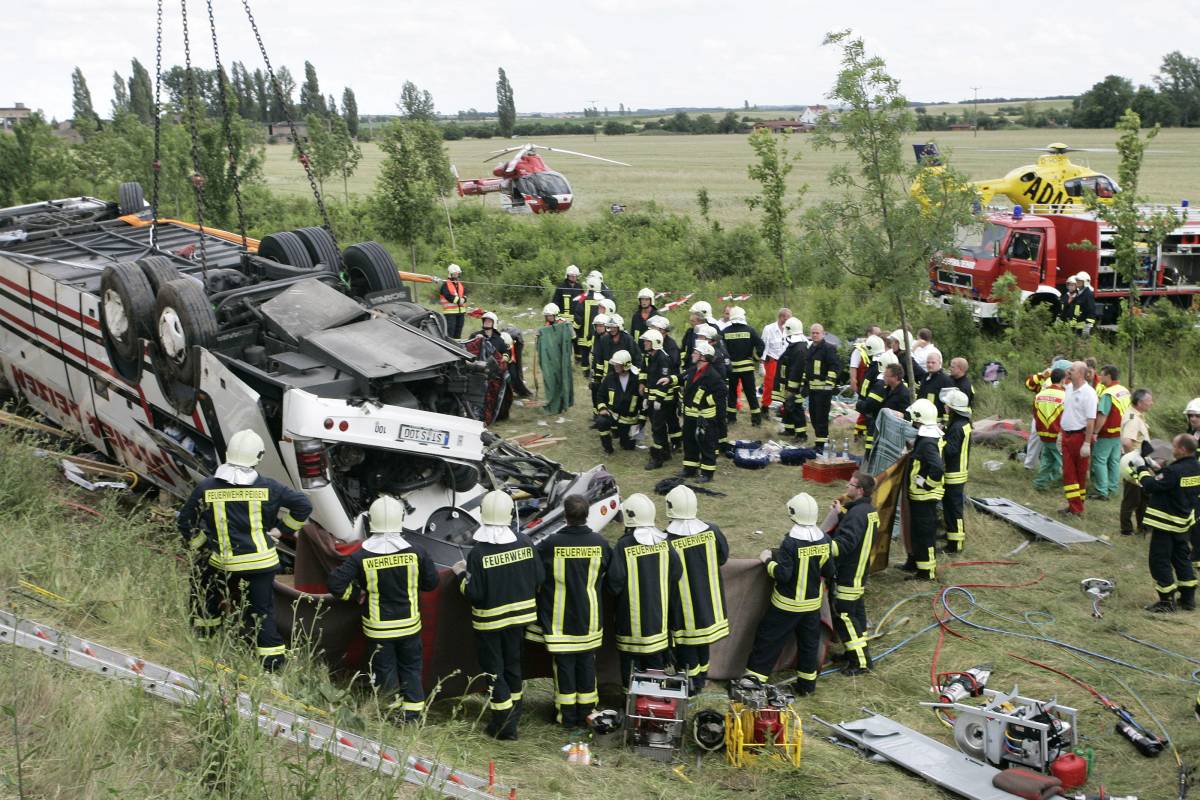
[256,644,286,657]
[209,549,279,571]
[744,668,770,682]
[586,553,601,639]
[248,500,268,556]
[615,632,669,652]
[474,598,537,618]
[339,584,355,602]
[279,510,305,531]
[363,619,422,638]
[576,690,599,704]
[795,669,817,681]
[677,548,696,633]
[188,533,207,551]
[770,591,822,613]
[472,612,537,631]
[213,500,230,560]
[489,698,514,711]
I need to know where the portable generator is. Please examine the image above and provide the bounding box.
[724,677,803,768]
[624,670,689,762]
[924,686,1078,772]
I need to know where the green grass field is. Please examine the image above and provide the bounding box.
[263,126,1200,224]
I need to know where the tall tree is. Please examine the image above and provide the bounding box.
[299,61,326,116]
[307,112,362,203]
[745,128,800,277]
[71,67,100,131]
[803,30,975,387]
[270,66,297,122]
[496,68,516,137]
[1154,51,1200,127]
[252,69,270,123]
[341,87,359,137]
[111,71,130,117]
[1073,75,1135,129]
[327,94,337,117]
[128,58,154,124]
[374,119,451,268]
[399,81,436,121]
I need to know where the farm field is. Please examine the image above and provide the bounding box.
[262,126,1200,224]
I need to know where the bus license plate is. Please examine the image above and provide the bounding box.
[399,424,449,447]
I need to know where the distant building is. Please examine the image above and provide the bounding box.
[267,120,309,142]
[948,122,974,131]
[54,120,83,144]
[0,103,32,131]
[752,119,813,134]
[797,105,828,126]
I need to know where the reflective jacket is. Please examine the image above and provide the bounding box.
[630,305,658,337]
[1064,287,1097,329]
[642,349,679,403]
[327,538,439,639]
[459,535,544,632]
[779,340,809,394]
[550,280,584,321]
[765,528,836,613]
[439,279,467,313]
[805,340,840,391]
[528,525,612,653]
[908,435,946,502]
[591,331,640,383]
[598,370,642,425]
[178,474,311,573]
[1034,384,1066,441]
[857,360,880,400]
[608,531,682,654]
[1138,457,1200,534]
[943,416,972,485]
[573,291,606,347]
[918,370,955,420]
[667,521,729,646]
[662,335,681,384]
[721,322,764,374]
[830,498,878,601]
[682,362,723,420]
[1096,383,1132,438]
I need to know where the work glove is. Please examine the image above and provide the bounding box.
[759,549,773,565]
[914,475,926,488]
[451,560,467,577]
[653,401,662,412]
[1080,442,1091,459]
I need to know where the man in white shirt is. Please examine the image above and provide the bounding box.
[911,328,941,368]
[1060,361,1099,516]
[759,308,793,412]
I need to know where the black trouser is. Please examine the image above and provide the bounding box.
[196,563,286,671]
[666,396,682,449]
[443,312,465,339]
[832,595,871,669]
[1192,523,1200,571]
[367,634,425,719]
[673,643,711,694]
[727,371,760,424]
[1121,482,1147,536]
[943,484,966,552]
[682,416,718,476]
[474,626,524,736]
[808,389,833,446]
[714,386,730,451]
[552,652,598,726]
[1149,529,1197,600]
[745,605,822,694]
[619,649,666,688]
[909,499,939,579]
[863,415,877,455]
[648,398,673,464]
[575,342,589,367]
[596,414,634,453]
[782,395,808,439]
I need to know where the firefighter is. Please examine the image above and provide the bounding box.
[1186,397,1200,438]
[827,471,879,675]
[649,315,683,451]
[681,301,715,368]
[680,340,723,482]
[949,357,973,407]
[586,313,611,410]
[438,263,468,339]
[550,264,584,325]
[631,287,658,337]
[918,352,955,421]
[744,492,836,696]
[573,276,607,368]
[641,329,679,470]
[805,323,840,449]
[695,324,731,453]
[1089,365,1132,500]
[452,491,543,740]
[607,493,683,685]
[857,351,899,456]
[664,485,729,694]
[604,314,640,369]
[778,317,809,441]
[595,349,641,454]
[1063,272,1097,336]
[528,494,612,727]
[888,328,926,383]
[852,334,886,439]
[898,399,944,581]
[1130,434,1200,612]
[178,429,312,671]
[1032,368,1068,491]
[722,306,765,427]
[326,496,438,721]
[940,388,973,554]
[587,269,614,301]
[465,312,510,425]
[880,360,913,415]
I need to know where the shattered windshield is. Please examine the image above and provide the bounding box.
[956,222,1007,259]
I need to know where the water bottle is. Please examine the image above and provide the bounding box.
[843,437,850,460]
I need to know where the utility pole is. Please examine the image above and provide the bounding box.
[590,99,598,142]
[971,86,980,137]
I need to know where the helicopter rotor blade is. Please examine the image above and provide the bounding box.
[483,144,531,163]
[539,146,632,166]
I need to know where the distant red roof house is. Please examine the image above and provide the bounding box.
[752,119,813,134]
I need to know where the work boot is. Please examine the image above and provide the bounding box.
[1179,587,1196,611]
[698,473,714,484]
[601,439,614,455]
[644,458,664,471]
[841,663,872,677]
[498,700,522,741]
[619,439,637,451]
[678,467,699,478]
[726,413,737,425]
[751,414,762,428]
[1144,597,1176,613]
[894,559,918,573]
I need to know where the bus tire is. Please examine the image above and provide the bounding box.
[100,261,156,363]
[258,231,315,270]
[155,279,218,387]
[343,241,402,297]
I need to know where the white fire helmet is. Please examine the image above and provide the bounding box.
[1074,271,1091,286]
[665,484,697,520]
[690,301,713,317]
[908,398,939,426]
[647,315,671,331]
[729,306,747,324]
[864,335,886,358]
[369,495,405,533]
[1121,450,1146,484]
[600,298,617,314]
[592,313,609,328]
[783,317,805,338]
[480,490,515,526]
[447,263,462,276]
[638,287,654,300]
[543,303,560,316]
[786,492,819,526]
[565,264,581,278]
[876,350,900,368]
[225,429,265,468]
[940,388,971,417]
[1185,397,1200,417]
[609,349,633,367]
[482,311,499,325]
[586,276,602,292]
[621,493,657,527]
[640,329,664,350]
[888,328,914,352]
[606,313,624,329]
[696,324,718,340]
[500,331,514,348]
[694,340,715,359]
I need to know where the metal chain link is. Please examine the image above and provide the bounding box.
[150,0,164,248]
[205,0,248,252]
[179,0,210,280]
[239,0,340,253]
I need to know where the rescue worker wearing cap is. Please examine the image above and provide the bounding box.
[178,429,312,671]
[608,493,683,685]
[681,301,716,368]
[805,324,840,449]
[327,496,438,720]
[527,494,611,727]
[898,399,944,581]
[680,340,723,482]
[940,388,973,554]
[595,350,641,454]
[852,334,886,439]
[631,287,658,338]
[1130,434,1200,613]
[438,264,468,339]
[827,471,878,675]
[857,351,899,456]
[744,492,836,696]
[1089,365,1131,500]
[452,491,543,739]
[573,276,608,368]
[1031,367,1068,491]
[649,315,684,451]
[721,306,766,427]
[778,317,809,441]
[664,485,729,694]
[918,352,955,422]
[640,329,679,470]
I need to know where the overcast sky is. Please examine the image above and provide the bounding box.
[4,0,1199,120]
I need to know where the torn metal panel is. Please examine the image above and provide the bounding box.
[969,497,1106,547]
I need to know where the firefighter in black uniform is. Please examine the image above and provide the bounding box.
[681,301,715,369]
[178,429,312,671]
[805,323,840,449]
[722,306,765,427]
[917,351,955,421]
[778,317,809,441]
[595,349,641,454]
[573,276,608,368]
[898,399,945,581]
[586,313,612,410]
[941,388,973,554]
[608,493,682,685]
[327,496,438,720]
[856,352,897,456]
[640,329,679,470]
[630,287,658,338]
[680,340,723,482]
[527,495,612,727]
[1131,434,1200,612]
[744,492,836,696]
[696,324,732,454]
[648,316,683,451]
[664,485,729,694]
[827,472,879,675]
[453,491,544,740]
[550,264,584,328]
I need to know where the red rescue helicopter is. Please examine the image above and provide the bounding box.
[453,143,630,214]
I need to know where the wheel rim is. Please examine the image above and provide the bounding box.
[103,289,130,342]
[158,306,188,364]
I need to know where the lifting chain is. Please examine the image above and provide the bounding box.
[204,0,249,252]
[179,0,211,281]
[150,0,164,248]
[239,0,340,254]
